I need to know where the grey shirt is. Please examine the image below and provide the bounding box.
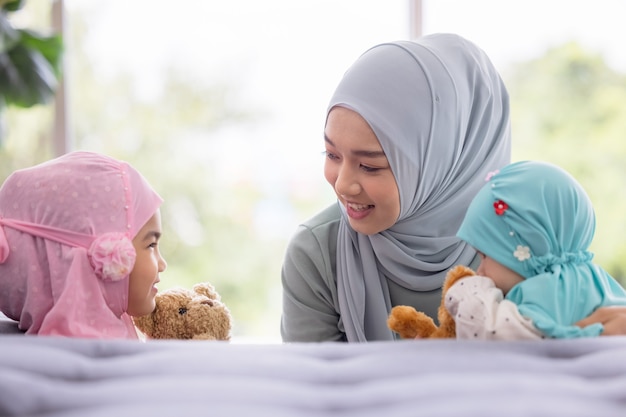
[281,203,478,342]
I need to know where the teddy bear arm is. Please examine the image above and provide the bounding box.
[431,306,456,338]
[388,305,438,339]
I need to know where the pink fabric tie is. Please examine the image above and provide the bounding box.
[0,217,95,254]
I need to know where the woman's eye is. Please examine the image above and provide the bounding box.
[324,151,339,161]
[360,165,380,173]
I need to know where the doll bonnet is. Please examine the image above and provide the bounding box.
[456,161,626,338]
[456,160,595,279]
[0,151,162,338]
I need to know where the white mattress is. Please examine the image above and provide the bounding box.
[1,334,626,416]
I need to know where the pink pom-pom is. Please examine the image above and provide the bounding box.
[89,233,136,281]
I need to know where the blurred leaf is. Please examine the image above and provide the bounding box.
[0,12,19,52]
[1,0,25,12]
[0,41,58,107]
[0,1,63,145]
[19,29,63,76]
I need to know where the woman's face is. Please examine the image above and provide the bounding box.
[127,210,167,317]
[324,106,400,235]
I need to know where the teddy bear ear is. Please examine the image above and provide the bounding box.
[193,282,219,300]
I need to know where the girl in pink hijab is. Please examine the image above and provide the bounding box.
[0,151,166,338]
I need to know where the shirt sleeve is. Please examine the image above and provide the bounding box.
[445,275,544,340]
[280,225,346,342]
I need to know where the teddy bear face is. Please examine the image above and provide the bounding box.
[134,283,232,341]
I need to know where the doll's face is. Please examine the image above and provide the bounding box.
[475,251,524,295]
[127,210,167,316]
[324,106,400,235]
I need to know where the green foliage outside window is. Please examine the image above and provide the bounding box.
[0,0,63,143]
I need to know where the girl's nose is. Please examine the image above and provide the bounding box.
[158,255,167,273]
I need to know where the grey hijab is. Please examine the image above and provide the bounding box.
[328,33,511,341]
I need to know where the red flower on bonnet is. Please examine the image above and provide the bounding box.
[494,200,508,216]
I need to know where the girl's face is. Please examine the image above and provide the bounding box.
[475,251,524,295]
[324,106,400,235]
[127,210,167,317]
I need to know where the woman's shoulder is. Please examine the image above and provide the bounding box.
[286,203,340,255]
[300,203,341,231]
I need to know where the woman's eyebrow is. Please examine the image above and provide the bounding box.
[324,135,386,158]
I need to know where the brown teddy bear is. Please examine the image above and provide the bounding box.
[387,265,475,339]
[133,282,232,341]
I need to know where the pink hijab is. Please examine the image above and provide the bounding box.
[0,151,163,338]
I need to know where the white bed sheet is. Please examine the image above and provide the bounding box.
[1,334,626,416]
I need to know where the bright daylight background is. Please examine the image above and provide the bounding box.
[3,0,626,342]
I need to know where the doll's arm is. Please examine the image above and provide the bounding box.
[445,275,543,340]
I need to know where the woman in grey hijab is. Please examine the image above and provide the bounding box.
[280,33,626,342]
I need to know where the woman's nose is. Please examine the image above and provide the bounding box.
[334,166,361,197]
